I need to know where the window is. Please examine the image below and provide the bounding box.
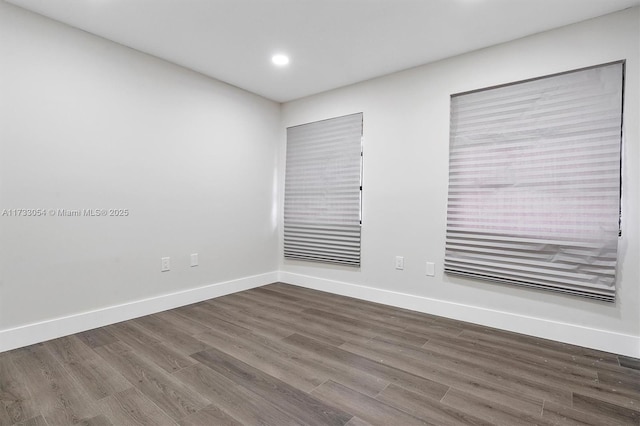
[445,62,624,302]
[284,113,363,266]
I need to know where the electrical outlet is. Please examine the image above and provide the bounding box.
[161,257,170,272]
[395,256,404,270]
[191,253,198,267]
[426,261,435,277]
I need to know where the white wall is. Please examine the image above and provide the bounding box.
[0,2,280,350]
[280,8,640,357]
[1,2,638,357]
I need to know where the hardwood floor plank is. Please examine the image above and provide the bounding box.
[440,388,551,426]
[229,288,308,315]
[0,354,40,425]
[266,284,404,316]
[12,415,48,426]
[345,416,374,426]
[11,345,99,425]
[94,342,209,421]
[459,329,621,372]
[211,292,316,325]
[104,321,195,373]
[0,374,12,426]
[420,338,572,404]
[177,303,292,341]
[97,387,178,426]
[267,283,485,334]
[341,336,545,415]
[192,347,353,426]
[541,401,621,426]
[174,364,302,426]
[619,356,640,371]
[573,379,640,411]
[195,317,387,397]
[44,334,101,365]
[399,323,464,342]
[171,301,209,316]
[296,306,431,348]
[463,327,620,362]
[45,336,131,401]
[77,414,113,425]
[253,287,415,334]
[194,327,326,392]
[263,284,410,327]
[376,383,492,426]
[285,310,380,345]
[132,314,209,356]
[208,293,347,346]
[4,345,44,362]
[283,333,450,401]
[572,393,640,425]
[178,403,243,426]
[597,370,640,392]
[421,337,633,408]
[0,403,11,426]
[246,286,302,304]
[428,332,599,381]
[75,328,118,349]
[152,309,213,336]
[225,289,308,315]
[210,294,374,344]
[266,285,463,342]
[215,295,369,346]
[376,327,431,347]
[302,307,410,336]
[440,334,640,412]
[311,380,428,426]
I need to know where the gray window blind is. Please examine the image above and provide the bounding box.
[445,62,624,302]
[284,113,363,266]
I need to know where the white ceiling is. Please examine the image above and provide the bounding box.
[6,0,639,102]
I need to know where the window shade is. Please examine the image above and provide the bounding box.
[284,113,363,266]
[445,62,624,302]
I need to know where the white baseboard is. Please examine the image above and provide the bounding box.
[0,271,278,353]
[3,270,638,358]
[278,271,640,358]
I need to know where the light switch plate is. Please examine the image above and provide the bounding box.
[395,256,404,270]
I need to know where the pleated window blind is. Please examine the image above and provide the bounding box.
[445,62,624,302]
[284,113,363,266]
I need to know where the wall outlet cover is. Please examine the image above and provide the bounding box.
[161,257,170,272]
[426,261,435,276]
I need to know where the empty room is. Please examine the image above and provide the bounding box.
[1,0,639,425]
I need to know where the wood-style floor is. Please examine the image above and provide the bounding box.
[1,283,638,426]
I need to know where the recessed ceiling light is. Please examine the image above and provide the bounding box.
[272,54,290,66]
